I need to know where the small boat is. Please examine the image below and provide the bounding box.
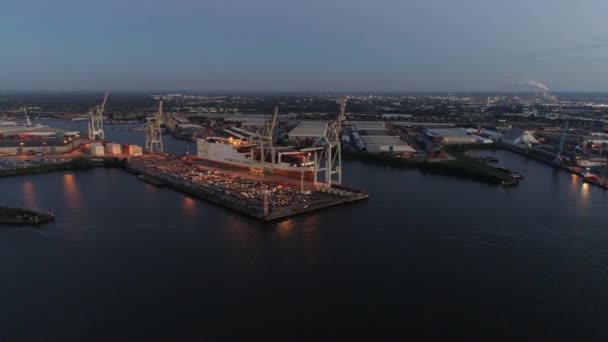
[494,166,524,180]
[582,172,604,187]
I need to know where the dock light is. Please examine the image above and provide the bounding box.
[19,142,24,146]
[63,140,67,144]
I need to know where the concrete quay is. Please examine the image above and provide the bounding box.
[127,157,369,221]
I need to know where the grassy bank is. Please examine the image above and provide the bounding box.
[0,157,128,177]
[0,207,54,225]
[343,145,514,185]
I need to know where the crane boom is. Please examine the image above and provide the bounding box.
[268,104,278,138]
[145,100,164,153]
[23,107,31,127]
[557,121,569,158]
[336,96,347,134]
[158,100,164,122]
[88,92,109,140]
[312,96,348,188]
[99,93,109,116]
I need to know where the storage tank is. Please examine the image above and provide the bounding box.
[90,143,105,156]
[105,143,122,155]
[128,145,143,156]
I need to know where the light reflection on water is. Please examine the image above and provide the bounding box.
[571,174,578,186]
[580,182,590,204]
[181,196,196,218]
[21,182,37,209]
[276,219,294,238]
[62,173,81,210]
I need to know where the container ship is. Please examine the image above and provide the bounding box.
[196,137,315,180]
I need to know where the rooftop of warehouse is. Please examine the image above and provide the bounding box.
[288,121,328,137]
[425,128,470,137]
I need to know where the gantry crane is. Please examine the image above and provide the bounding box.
[23,107,32,127]
[87,93,109,140]
[309,96,348,188]
[249,104,279,175]
[554,121,569,165]
[145,100,164,153]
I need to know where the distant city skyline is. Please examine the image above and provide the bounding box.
[2,0,608,92]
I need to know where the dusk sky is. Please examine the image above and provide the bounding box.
[2,0,608,92]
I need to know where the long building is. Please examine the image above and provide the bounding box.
[425,128,478,145]
[0,125,83,155]
[350,122,417,155]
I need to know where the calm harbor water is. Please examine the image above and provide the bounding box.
[1,122,608,340]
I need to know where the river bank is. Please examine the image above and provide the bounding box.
[0,157,128,178]
[0,207,54,225]
[343,144,515,185]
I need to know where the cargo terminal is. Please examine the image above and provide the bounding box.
[0,124,83,155]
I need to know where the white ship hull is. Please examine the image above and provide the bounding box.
[196,138,314,180]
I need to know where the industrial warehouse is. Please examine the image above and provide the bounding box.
[0,120,83,155]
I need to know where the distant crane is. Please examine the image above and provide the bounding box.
[87,93,109,140]
[22,107,31,127]
[311,96,348,188]
[248,105,279,176]
[145,100,164,153]
[554,121,569,165]
[258,106,278,161]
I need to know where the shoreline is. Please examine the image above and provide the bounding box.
[0,157,128,178]
[126,159,369,222]
[1,146,515,188]
[0,207,55,226]
[342,145,516,186]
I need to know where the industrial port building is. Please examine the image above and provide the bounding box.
[0,125,83,155]
[425,128,479,145]
[349,122,416,155]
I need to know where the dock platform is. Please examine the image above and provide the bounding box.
[127,157,369,221]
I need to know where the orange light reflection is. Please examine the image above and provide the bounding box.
[63,173,81,210]
[580,182,590,204]
[277,219,294,238]
[181,196,196,218]
[21,182,37,209]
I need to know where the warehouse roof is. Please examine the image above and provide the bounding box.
[347,121,386,130]
[288,121,328,137]
[425,128,470,137]
[501,127,525,141]
[361,135,416,153]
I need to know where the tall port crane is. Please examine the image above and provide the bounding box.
[554,121,569,165]
[145,100,164,153]
[310,96,348,188]
[249,105,279,175]
[23,107,31,127]
[87,93,109,140]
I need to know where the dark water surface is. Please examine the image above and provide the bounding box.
[1,122,607,340]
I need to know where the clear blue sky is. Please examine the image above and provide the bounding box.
[2,0,608,92]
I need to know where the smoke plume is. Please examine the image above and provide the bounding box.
[522,79,550,92]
